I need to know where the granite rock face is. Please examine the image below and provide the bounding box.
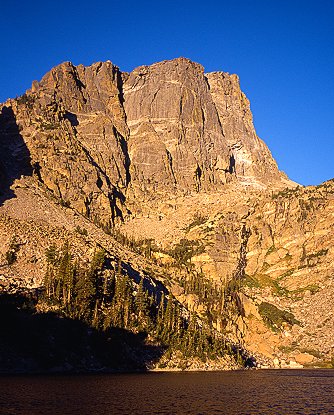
[123,58,232,197]
[206,72,285,187]
[1,61,130,225]
[0,58,290,223]
[2,57,332,369]
[119,179,334,367]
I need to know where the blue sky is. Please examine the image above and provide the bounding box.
[1,0,333,185]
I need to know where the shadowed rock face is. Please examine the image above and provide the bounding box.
[0,106,32,203]
[0,58,290,222]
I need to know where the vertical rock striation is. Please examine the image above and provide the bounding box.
[1,61,130,224]
[0,57,292,224]
[123,58,232,197]
[206,72,286,187]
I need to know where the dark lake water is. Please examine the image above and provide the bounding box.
[1,370,334,415]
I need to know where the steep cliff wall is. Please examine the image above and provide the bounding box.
[123,58,232,197]
[0,58,290,224]
[0,58,332,369]
[0,61,129,225]
[206,72,287,187]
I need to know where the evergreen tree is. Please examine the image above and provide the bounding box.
[45,243,59,266]
[135,277,152,330]
[74,267,96,322]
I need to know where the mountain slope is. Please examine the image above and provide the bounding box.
[0,58,332,371]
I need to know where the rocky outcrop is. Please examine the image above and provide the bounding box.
[1,58,291,224]
[123,58,232,197]
[206,72,288,188]
[1,61,130,225]
[120,180,334,367]
[242,182,334,364]
[0,57,332,370]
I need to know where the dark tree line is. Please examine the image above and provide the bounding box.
[43,243,248,365]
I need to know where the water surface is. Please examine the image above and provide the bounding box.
[1,369,334,414]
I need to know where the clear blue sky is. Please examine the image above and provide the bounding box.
[1,0,333,185]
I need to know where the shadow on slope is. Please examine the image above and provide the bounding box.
[0,106,32,206]
[0,292,162,374]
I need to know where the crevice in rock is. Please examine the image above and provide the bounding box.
[113,126,131,186]
[64,111,79,127]
[195,164,202,192]
[228,153,236,175]
[32,162,44,184]
[71,65,86,96]
[224,222,251,337]
[116,70,125,106]
[204,74,225,138]
[109,186,125,224]
[77,141,126,223]
[166,149,177,185]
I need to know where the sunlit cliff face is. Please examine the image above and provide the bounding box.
[0,58,333,370]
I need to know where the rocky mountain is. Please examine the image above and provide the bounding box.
[0,57,333,372]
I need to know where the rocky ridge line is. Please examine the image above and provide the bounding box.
[0,58,292,225]
[1,57,332,371]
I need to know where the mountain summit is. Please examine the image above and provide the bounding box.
[0,58,332,372]
[1,58,292,225]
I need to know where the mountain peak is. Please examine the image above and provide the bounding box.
[0,58,294,224]
[0,58,332,372]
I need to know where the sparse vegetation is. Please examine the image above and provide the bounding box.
[278,343,298,353]
[167,238,205,265]
[258,302,300,332]
[40,121,61,131]
[244,274,261,289]
[111,228,160,259]
[60,198,71,208]
[112,230,206,268]
[245,272,290,297]
[278,269,295,280]
[265,245,276,256]
[284,252,292,261]
[291,284,320,299]
[299,348,322,359]
[5,237,20,265]
[271,186,301,200]
[75,225,88,236]
[184,212,208,232]
[308,249,328,259]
